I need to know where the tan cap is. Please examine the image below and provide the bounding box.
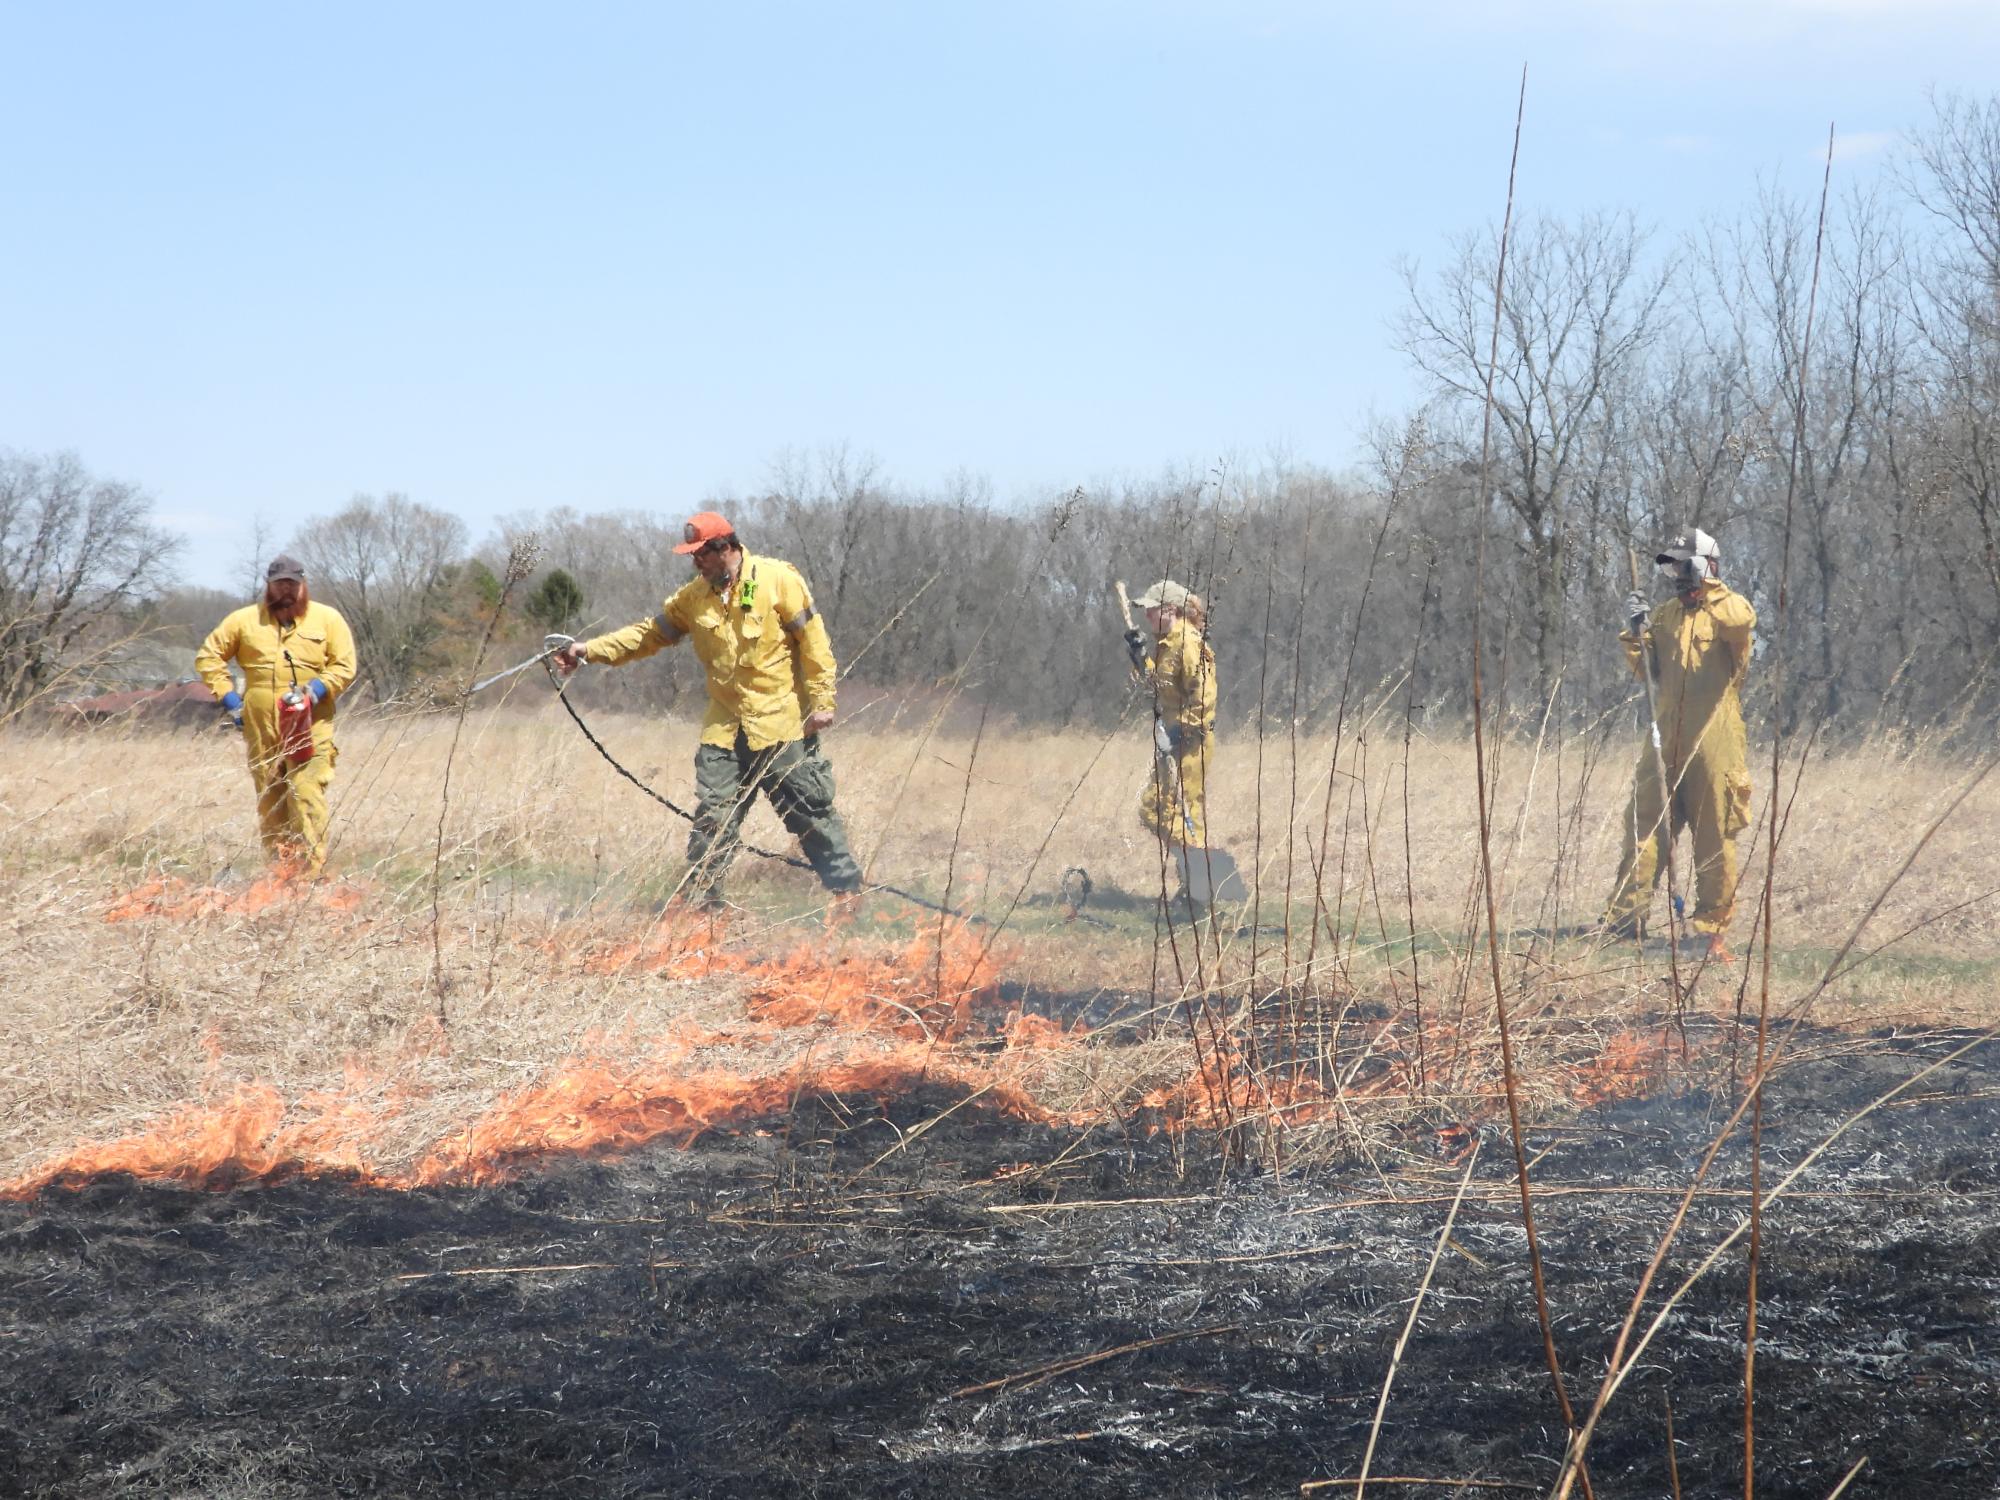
[1131,579,1194,610]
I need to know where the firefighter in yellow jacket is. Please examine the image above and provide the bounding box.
[1127,580,1217,847]
[552,512,862,909]
[1598,528,1757,957]
[194,554,359,874]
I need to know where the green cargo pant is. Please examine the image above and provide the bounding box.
[688,732,862,903]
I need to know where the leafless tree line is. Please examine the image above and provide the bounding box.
[10,93,2000,738]
[0,451,181,711]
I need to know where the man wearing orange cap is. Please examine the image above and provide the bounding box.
[553,512,861,909]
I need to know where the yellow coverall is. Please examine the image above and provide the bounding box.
[195,600,358,873]
[1138,618,1217,847]
[579,553,861,897]
[1599,578,1757,937]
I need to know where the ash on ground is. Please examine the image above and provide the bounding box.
[2,1020,1995,1498]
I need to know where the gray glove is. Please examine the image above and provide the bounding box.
[1123,628,1149,672]
[1623,590,1648,628]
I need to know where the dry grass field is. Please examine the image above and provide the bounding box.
[1,694,1995,1191]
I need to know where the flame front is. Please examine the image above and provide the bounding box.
[7,888,1710,1199]
[5,917,1090,1198]
[104,862,366,923]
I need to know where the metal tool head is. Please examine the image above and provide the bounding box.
[1174,845,1248,906]
[469,635,576,696]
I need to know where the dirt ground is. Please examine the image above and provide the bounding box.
[2,1012,1995,1499]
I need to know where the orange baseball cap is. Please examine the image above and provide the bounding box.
[674,511,737,554]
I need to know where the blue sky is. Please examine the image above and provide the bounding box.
[4,1,1997,589]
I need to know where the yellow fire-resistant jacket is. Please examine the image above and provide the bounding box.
[1622,579,1756,769]
[1147,618,1216,736]
[194,600,359,764]
[580,553,836,751]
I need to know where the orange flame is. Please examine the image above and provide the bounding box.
[11,1080,408,1192]
[105,862,365,923]
[3,921,1089,1199]
[562,920,1000,1040]
[10,898,1713,1200]
[1567,1028,1707,1108]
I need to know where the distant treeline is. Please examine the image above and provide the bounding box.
[9,93,2000,740]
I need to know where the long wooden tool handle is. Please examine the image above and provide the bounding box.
[1114,579,1135,632]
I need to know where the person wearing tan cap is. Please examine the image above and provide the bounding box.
[194,554,358,874]
[1128,579,1217,849]
[553,512,862,910]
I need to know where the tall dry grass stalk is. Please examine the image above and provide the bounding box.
[1744,120,1839,1500]
[1458,64,1595,1487]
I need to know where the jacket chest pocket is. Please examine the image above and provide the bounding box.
[691,613,732,677]
[280,630,328,676]
[1678,614,1714,666]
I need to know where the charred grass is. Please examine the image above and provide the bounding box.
[3,1033,1997,1497]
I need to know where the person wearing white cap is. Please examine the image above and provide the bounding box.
[1127,579,1217,851]
[1597,527,1758,958]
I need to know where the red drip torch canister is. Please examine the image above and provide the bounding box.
[278,687,317,767]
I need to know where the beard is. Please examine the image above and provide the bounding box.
[265,581,311,620]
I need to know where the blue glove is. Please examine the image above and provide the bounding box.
[1124,628,1149,672]
[220,690,243,728]
[306,678,328,704]
[1163,723,1185,752]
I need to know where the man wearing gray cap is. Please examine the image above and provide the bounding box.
[195,554,358,875]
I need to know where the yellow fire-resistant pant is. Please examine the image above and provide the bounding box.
[248,744,336,874]
[1139,733,1209,847]
[1600,745,1753,936]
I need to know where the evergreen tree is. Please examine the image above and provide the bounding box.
[525,567,586,633]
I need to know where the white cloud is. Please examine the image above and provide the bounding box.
[1658,133,1715,155]
[1826,129,1896,161]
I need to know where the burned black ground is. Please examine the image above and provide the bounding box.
[2,1019,1996,1498]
